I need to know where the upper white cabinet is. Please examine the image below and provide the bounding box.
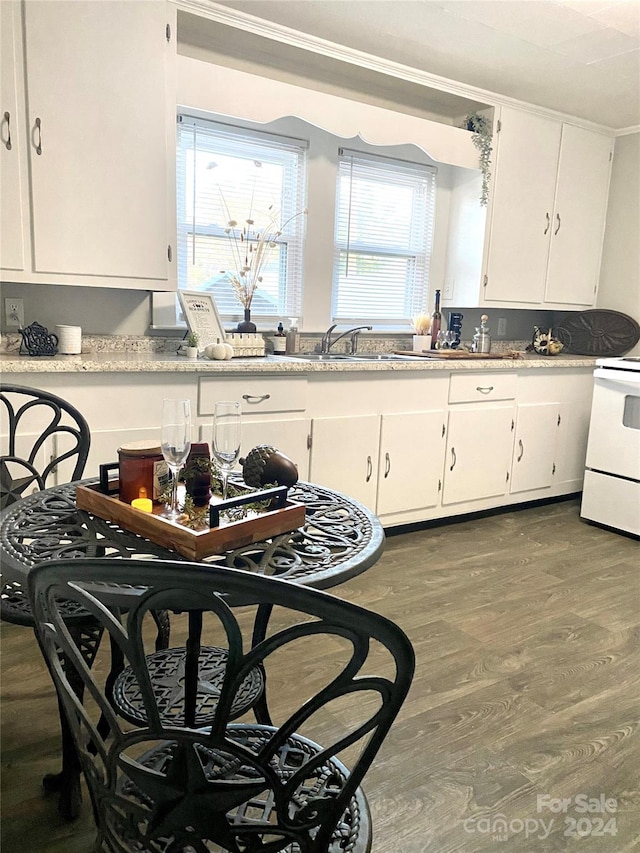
[544,124,613,305]
[0,1,26,273]
[445,106,613,310]
[0,0,176,289]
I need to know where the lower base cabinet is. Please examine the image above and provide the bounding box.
[376,411,446,516]
[510,403,560,494]
[308,415,380,510]
[442,405,515,505]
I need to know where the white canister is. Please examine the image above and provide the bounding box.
[412,334,431,352]
[55,325,82,354]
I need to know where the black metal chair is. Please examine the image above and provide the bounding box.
[29,557,415,853]
[0,385,171,818]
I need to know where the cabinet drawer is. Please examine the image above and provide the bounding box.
[199,376,307,416]
[449,372,516,403]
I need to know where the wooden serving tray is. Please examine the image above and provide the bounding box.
[76,482,306,561]
[394,350,523,360]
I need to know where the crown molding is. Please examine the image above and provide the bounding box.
[173,0,617,134]
[614,126,640,137]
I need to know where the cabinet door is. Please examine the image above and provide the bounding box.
[234,418,310,482]
[23,1,170,281]
[309,415,379,511]
[510,403,559,494]
[545,125,612,306]
[377,411,445,516]
[484,108,561,304]
[443,406,514,505]
[0,1,26,272]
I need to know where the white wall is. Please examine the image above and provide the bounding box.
[597,132,640,355]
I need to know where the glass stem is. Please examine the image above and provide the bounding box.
[171,465,179,513]
[221,470,228,501]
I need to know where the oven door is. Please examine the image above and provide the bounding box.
[585,367,640,481]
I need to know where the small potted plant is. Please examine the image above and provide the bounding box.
[464,112,493,206]
[185,331,199,358]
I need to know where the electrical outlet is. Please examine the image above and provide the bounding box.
[5,297,24,328]
[497,317,507,337]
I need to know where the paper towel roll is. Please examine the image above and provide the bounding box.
[55,325,82,354]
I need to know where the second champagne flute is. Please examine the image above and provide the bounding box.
[161,398,192,519]
[212,401,242,501]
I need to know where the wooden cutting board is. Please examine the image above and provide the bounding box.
[394,350,523,360]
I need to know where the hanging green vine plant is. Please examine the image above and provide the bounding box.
[464,113,493,206]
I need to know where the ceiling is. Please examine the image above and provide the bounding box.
[214,0,640,130]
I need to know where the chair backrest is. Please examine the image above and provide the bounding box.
[29,558,414,853]
[0,384,90,507]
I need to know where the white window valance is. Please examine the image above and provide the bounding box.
[176,55,481,171]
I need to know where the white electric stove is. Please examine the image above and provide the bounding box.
[581,356,640,535]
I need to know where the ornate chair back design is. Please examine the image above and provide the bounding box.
[29,558,415,853]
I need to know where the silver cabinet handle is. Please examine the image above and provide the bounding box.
[450,447,457,471]
[242,393,270,404]
[517,439,524,462]
[3,111,11,150]
[476,386,494,394]
[554,213,561,235]
[544,212,550,235]
[34,117,42,155]
[366,455,372,482]
[384,452,391,478]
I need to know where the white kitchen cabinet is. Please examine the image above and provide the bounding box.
[0,1,26,272]
[442,405,515,506]
[236,418,311,481]
[376,411,445,517]
[544,124,612,305]
[1,0,175,289]
[509,403,559,494]
[484,108,561,306]
[308,415,380,510]
[445,106,613,309]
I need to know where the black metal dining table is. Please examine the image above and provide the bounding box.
[0,478,385,818]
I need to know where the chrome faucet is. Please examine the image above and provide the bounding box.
[320,324,373,353]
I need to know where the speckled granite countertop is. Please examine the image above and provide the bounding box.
[0,351,598,373]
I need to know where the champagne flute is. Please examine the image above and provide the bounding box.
[161,398,192,519]
[212,401,242,501]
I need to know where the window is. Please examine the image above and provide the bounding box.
[176,116,307,323]
[332,149,436,325]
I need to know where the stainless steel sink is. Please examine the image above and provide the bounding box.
[288,352,425,362]
[348,353,423,361]
[287,353,354,361]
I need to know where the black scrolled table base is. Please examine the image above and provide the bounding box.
[0,478,384,820]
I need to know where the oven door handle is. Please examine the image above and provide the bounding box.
[594,368,640,391]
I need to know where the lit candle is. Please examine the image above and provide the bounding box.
[131,497,153,512]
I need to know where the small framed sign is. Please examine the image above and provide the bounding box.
[178,291,226,348]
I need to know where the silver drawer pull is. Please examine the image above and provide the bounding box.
[517,439,524,462]
[450,447,457,471]
[366,455,372,482]
[242,393,271,404]
[384,452,391,478]
[476,385,494,394]
[3,111,11,150]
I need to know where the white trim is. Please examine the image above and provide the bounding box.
[176,56,480,170]
[173,0,617,134]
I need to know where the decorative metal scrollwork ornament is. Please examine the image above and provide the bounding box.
[19,321,58,356]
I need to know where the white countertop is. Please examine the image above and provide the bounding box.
[0,351,598,373]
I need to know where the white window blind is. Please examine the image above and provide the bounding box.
[332,149,436,324]
[176,116,307,321]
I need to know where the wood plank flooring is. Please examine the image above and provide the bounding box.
[1,498,638,851]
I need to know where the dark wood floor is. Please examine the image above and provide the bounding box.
[1,498,639,852]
